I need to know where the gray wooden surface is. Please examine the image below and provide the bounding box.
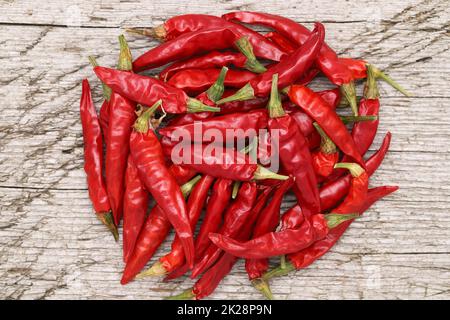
[1,0,449,300]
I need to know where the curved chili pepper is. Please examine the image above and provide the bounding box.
[128,14,286,62]
[246,178,293,281]
[104,36,136,226]
[288,85,366,168]
[120,175,201,285]
[161,50,258,81]
[222,12,359,114]
[266,74,320,217]
[130,102,195,268]
[167,68,256,95]
[164,178,234,281]
[264,31,296,54]
[123,156,149,262]
[190,183,267,279]
[79,79,118,240]
[217,23,324,103]
[264,186,399,280]
[311,123,338,178]
[93,67,218,114]
[168,164,197,185]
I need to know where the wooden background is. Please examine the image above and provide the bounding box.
[1,0,449,300]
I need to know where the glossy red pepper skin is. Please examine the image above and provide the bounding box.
[246,179,293,280]
[312,151,339,178]
[130,129,195,268]
[133,28,244,72]
[340,58,367,79]
[94,67,194,114]
[191,182,258,278]
[280,204,305,231]
[80,80,111,215]
[264,31,296,54]
[123,157,149,263]
[168,68,255,95]
[223,12,353,85]
[99,100,110,141]
[120,166,196,285]
[159,175,215,273]
[288,85,366,168]
[160,51,248,81]
[154,14,286,61]
[249,23,324,96]
[159,110,269,143]
[287,186,398,270]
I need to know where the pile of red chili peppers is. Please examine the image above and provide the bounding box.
[79,12,407,300]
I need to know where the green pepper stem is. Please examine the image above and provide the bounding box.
[340,115,378,124]
[267,74,285,118]
[97,211,119,242]
[181,175,202,198]
[280,255,287,269]
[206,67,228,102]
[252,279,274,300]
[234,37,267,74]
[334,162,365,177]
[117,35,133,71]
[133,100,162,133]
[313,122,336,154]
[216,83,255,105]
[232,181,241,199]
[281,86,290,95]
[136,261,167,279]
[125,25,167,40]
[254,166,289,181]
[325,213,360,229]
[263,262,296,280]
[88,56,112,101]
[166,288,196,300]
[187,98,220,113]
[340,82,358,116]
[371,65,412,97]
[364,64,380,99]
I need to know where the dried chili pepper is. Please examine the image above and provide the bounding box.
[104,36,136,225]
[217,23,324,103]
[133,28,265,73]
[130,101,195,268]
[128,14,286,61]
[191,182,257,278]
[120,175,201,284]
[79,79,118,240]
[288,85,366,168]
[311,123,338,178]
[264,186,399,281]
[264,31,296,54]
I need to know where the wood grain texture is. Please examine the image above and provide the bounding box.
[0,0,449,300]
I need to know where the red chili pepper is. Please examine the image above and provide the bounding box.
[93,67,219,114]
[104,36,136,225]
[167,68,256,95]
[288,85,366,168]
[217,22,324,103]
[79,79,118,240]
[160,50,259,81]
[311,123,339,178]
[164,178,234,281]
[266,74,320,217]
[168,164,197,185]
[128,14,286,61]
[123,156,149,262]
[130,101,195,268]
[120,175,201,285]
[190,182,259,278]
[264,186,399,280]
[264,31,296,54]
[246,178,293,280]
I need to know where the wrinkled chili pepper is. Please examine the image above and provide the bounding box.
[288,85,366,168]
[79,79,118,240]
[217,23,324,103]
[266,74,320,217]
[123,156,149,262]
[246,178,293,281]
[311,123,339,178]
[264,31,296,54]
[130,101,195,268]
[120,175,201,285]
[104,36,136,225]
[165,178,234,281]
[128,14,286,61]
[191,182,258,278]
[133,28,266,73]
[139,175,215,277]
[264,186,399,280]
[93,67,219,114]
